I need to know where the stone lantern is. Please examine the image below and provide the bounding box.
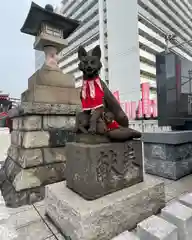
[0,2,81,208]
[19,1,81,102]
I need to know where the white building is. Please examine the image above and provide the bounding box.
[51,0,192,101]
[35,50,45,70]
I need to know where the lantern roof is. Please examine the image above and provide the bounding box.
[20,2,80,39]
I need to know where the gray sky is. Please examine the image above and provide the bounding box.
[0,0,60,98]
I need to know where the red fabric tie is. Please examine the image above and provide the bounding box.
[107,120,119,131]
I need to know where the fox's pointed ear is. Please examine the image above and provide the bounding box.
[78,46,87,60]
[92,45,101,59]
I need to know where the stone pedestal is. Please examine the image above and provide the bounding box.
[45,139,166,240]
[0,102,80,207]
[142,131,192,180]
[45,176,165,240]
[66,140,143,200]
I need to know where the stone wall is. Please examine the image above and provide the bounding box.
[0,102,79,207]
[11,115,75,148]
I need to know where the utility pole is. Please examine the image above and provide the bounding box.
[164,34,176,53]
[188,70,192,94]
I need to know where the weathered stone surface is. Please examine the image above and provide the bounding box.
[1,157,66,191]
[11,130,75,148]
[11,131,22,146]
[142,131,192,144]
[49,129,75,147]
[161,201,192,240]
[43,115,75,130]
[22,85,80,105]
[22,131,50,148]
[12,118,20,130]
[11,131,50,148]
[3,157,21,183]
[13,170,42,191]
[144,142,192,180]
[1,179,45,207]
[7,145,19,161]
[45,176,165,240]
[19,148,43,168]
[28,64,75,89]
[179,193,192,208]
[13,116,42,131]
[112,231,140,240]
[8,145,43,168]
[8,145,66,168]
[137,215,178,240]
[43,147,66,164]
[19,102,81,116]
[75,133,111,144]
[66,140,143,200]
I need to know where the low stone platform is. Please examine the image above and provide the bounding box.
[66,140,143,200]
[142,131,192,180]
[45,176,165,240]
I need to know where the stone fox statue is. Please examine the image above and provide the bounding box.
[77,45,129,134]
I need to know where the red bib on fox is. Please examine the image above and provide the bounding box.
[81,77,104,110]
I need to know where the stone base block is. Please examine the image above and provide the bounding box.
[11,129,75,148]
[8,145,66,168]
[1,157,65,191]
[21,85,80,105]
[45,176,165,240]
[66,140,143,200]
[137,215,178,240]
[161,201,192,240]
[12,115,75,131]
[0,155,66,207]
[1,178,45,208]
[142,131,192,180]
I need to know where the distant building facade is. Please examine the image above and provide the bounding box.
[56,0,192,102]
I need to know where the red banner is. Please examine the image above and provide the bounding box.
[113,91,120,103]
[125,102,131,118]
[131,101,136,120]
[112,87,158,119]
[137,100,143,119]
[141,83,150,117]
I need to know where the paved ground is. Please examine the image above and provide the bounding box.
[1,129,192,239]
[0,172,192,240]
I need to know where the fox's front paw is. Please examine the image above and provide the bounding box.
[88,127,96,135]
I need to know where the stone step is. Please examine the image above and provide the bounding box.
[161,201,192,240]
[45,177,165,240]
[111,231,140,240]
[179,193,192,208]
[137,215,178,240]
